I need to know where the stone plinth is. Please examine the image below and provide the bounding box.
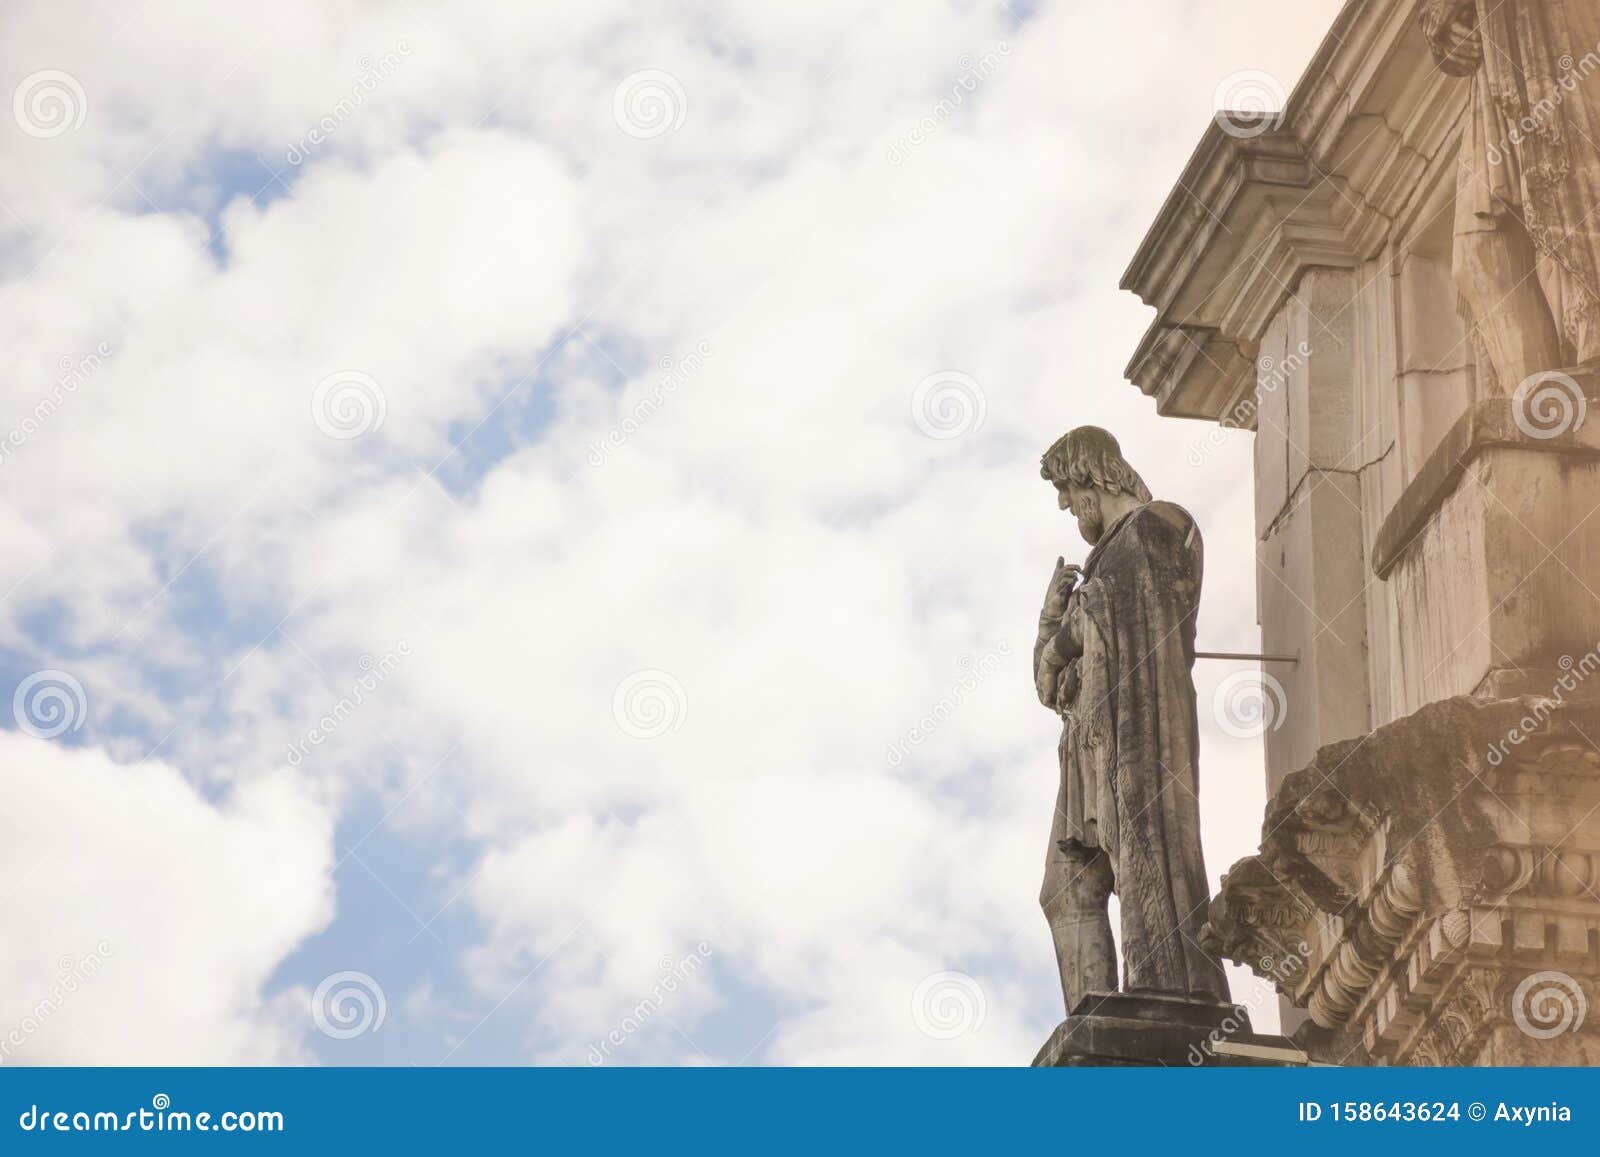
[1032,991,1308,1068]
[1373,365,1600,716]
[1204,696,1600,1065]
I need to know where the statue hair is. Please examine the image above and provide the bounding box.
[1040,426,1153,503]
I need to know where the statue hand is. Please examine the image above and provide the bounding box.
[1042,557,1081,622]
[1055,661,1080,713]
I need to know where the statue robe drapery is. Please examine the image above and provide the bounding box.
[1051,501,1227,1000]
[1443,0,1600,364]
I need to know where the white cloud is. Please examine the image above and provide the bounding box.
[0,733,333,1064]
[0,0,1341,1063]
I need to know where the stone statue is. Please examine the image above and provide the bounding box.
[1034,427,1229,1016]
[1423,0,1600,389]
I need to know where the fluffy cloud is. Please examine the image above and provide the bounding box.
[0,733,333,1064]
[0,0,1341,1063]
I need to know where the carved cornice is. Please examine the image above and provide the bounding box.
[1121,0,1471,422]
[1202,694,1600,1063]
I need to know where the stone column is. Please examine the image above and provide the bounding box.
[1253,269,1374,791]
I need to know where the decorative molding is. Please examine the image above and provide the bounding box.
[1202,695,1600,1064]
[1120,0,1473,422]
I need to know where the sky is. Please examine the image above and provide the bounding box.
[0,0,1345,1066]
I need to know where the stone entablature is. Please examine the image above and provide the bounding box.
[1204,696,1600,1065]
[1124,0,1600,1063]
[1121,0,1466,425]
[1121,0,1497,781]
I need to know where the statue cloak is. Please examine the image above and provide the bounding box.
[1452,0,1600,362]
[1052,501,1227,999]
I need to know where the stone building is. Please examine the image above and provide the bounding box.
[1124,0,1600,1064]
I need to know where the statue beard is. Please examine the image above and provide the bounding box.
[1074,491,1105,544]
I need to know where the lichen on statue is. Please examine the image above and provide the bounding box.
[1034,426,1229,1016]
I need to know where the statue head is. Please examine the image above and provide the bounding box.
[1041,426,1152,544]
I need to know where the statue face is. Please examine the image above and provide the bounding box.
[1056,482,1105,545]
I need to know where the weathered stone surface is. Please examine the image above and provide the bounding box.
[1372,365,1600,713]
[1203,694,1600,1065]
[1032,991,1307,1068]
[1119,0,1600,1062]
[1034,428,1228,1018]
[1422,0,1600,391]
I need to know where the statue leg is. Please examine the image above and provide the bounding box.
[1039,836,1116,1016]
[1454,218,1565,390]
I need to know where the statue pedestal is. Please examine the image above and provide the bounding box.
[1031,991,1309,1067]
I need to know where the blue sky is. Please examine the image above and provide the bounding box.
[0,0,1342,1065]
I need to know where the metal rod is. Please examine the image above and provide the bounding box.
[1193,650,1299,663]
